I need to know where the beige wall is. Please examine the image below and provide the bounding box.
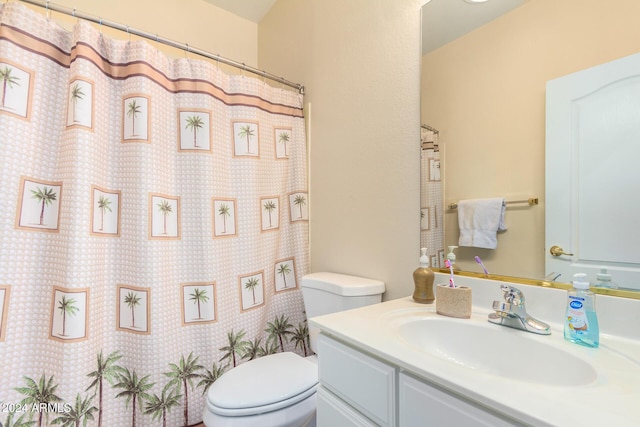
[24,0,258,68]
[422,0,640,279]
[260,0,423,300]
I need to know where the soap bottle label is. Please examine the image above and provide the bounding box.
[567,296,589,333]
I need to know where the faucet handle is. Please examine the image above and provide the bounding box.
[492,300,512,312]
[499,284,525,306]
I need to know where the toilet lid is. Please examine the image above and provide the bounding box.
[207,352,318,416]
[301,272,385,296]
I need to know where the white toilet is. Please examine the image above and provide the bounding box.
[202,272,385,427]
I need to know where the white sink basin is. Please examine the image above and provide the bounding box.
[395,315,597,387]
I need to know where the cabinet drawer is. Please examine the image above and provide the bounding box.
[317,386,377,427]
[317,334,396,426]
[399,372,519,427]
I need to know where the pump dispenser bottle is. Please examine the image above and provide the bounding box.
[413,248,435,304]
[564,273,599,348]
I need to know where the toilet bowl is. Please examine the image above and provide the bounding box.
[203,352,318,427]
[202,272,385,427]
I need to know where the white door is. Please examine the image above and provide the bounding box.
[546,53,640,290]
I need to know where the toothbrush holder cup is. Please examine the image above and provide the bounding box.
[436,284,472,319]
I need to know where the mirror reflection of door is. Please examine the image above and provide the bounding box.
[546,53,640,290]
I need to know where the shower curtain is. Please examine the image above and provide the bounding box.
[0,3,308,426]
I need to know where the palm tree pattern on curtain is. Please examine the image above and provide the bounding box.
[127,99,141,137]
[97,195,112,231]
[0,59,32,119]
[69,82,85,124]
[56,295,79,337]
[30,185,57,227]
[185,115,204,148]
[123,95,149,141]
[0,4,308,427]
[124,291,141,329]
[1,65,20,107]
[190,289,208,320]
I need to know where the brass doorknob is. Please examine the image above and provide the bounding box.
[550,245,574,257]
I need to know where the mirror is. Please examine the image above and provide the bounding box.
[421,0,640,298]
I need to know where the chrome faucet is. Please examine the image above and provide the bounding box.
[488,285,551,335]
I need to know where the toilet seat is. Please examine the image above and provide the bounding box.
[206,352,318,417]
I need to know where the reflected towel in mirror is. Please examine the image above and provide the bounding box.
[457,198,507,249]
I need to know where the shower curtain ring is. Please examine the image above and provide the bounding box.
[185,43,190,58]
[45,0,50,19]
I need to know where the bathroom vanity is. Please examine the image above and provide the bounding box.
[315,333,517,426]
[310,273,640,426]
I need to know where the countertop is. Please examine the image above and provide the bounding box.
[310,282,640,427]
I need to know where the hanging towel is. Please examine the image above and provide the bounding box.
[457,198,507,249]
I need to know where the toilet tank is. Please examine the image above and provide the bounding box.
[301,272,385,353]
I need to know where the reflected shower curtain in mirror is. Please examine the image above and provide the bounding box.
[0,3,308,426]
[420,125,443,268]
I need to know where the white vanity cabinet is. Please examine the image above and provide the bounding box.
[317,333,521,427]
[317,334,396,426]
[399,372,519,427]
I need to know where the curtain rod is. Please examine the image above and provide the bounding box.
[18,0,305,94]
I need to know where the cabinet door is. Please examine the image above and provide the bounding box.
[399,373,520,427]
[317,386,377,427]
[317,334,396,426]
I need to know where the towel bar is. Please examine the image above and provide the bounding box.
[448,197,538,210]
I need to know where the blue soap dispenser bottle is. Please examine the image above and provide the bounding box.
[564,273,599,348]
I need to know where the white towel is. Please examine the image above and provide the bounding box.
[457,198,507,249]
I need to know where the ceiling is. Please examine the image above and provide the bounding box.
[421,0,526,54]
[202,0,277,23]
[202,0,526,55]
